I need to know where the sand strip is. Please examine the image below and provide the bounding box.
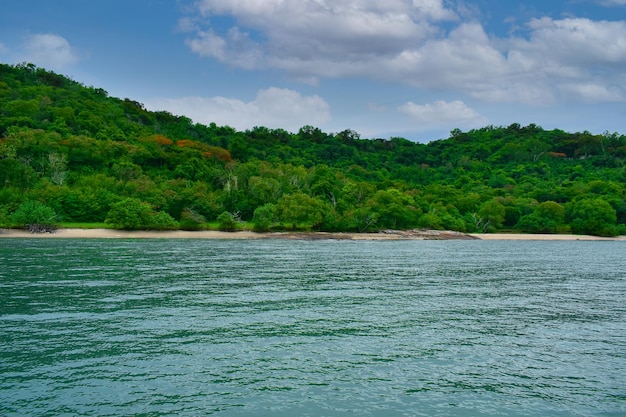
[1,228,624,241]
[469,233,626,241]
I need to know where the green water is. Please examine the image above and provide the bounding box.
[1,239,625,416]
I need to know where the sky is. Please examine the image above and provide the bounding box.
[1,0,625,142]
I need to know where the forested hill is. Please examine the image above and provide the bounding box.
[1,62,625,236]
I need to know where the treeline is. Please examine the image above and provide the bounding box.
[1,62,625,236]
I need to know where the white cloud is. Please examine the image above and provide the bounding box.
[505,17,626,102]
[21,34,78,69]
[145,87,330,132]
[0,42,8,55]
[185,0,452,71]
[521,18,626,66]
[183,1,626,105]
[598,0,626,6]
[398,100,487,128]
[559,82,624,102]
[382,23,508,90]
[186,27,262,69]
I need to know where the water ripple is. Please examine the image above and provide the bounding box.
[1,239,625,416]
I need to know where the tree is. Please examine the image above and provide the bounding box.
[474,199,506,232]
[516,201,565,234]
[366,189,421,230]
[248,176,281,206]
[276,193,324,230]
[419,203,466,231]
[0,159,39,189]
[346,207,378,232]
[3,63,626,237]
[535,201,565,224]
[48,152,67,185]
[567,198,618,237]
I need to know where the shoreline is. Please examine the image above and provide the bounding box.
[1,228,624,241]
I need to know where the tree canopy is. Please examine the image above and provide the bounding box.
[1,63,625,236]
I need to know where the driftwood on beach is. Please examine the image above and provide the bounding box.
[25,224,57,234]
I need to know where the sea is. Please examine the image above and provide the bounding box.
[1,238,624,416]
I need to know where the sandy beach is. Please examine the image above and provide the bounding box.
[1,228,624,240]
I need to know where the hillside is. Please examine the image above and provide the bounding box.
[1,62,625,236]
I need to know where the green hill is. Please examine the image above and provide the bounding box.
[1,62,625,235]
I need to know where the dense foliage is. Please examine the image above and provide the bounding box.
[1,63,625,236]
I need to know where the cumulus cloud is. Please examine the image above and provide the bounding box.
[182,0,626,104]
[398,100,487,128]
[184,0,455,78]
[21,34,78,69]
[145,87,330,132]
[520,18,626,66]
[505,17,626,101]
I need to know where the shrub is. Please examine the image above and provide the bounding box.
[252,204,276,232]
[106,197,178,230]
[217,211,238,232]
[150,211,178,230]
[106,198,153,230]
[11,200,58,232]
[179,208,206,230]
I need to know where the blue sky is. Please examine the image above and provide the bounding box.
[1,0,625,142]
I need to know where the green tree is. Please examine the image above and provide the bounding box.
[366,189,420,229]
[276,193,324,230]
[473,199,506,232]
[248,176,282,206]
[347,207,378,232]
[536,201,565,223]
[567,198,618,237]
[419,203,467,231]
[0,159,39,189]
[516,201,565,234]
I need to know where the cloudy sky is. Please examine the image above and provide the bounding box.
[1,0,625,142]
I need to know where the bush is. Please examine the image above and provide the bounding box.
[252,204,276,232]
[179,208,206,230]
[0,205,10,227]
[150,211,179,230]
[106,197,178,230]
[217,211,238,232]
[106,198,152,229]
[11,200,58,232]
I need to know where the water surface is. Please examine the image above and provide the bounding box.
[1,239,624,416]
